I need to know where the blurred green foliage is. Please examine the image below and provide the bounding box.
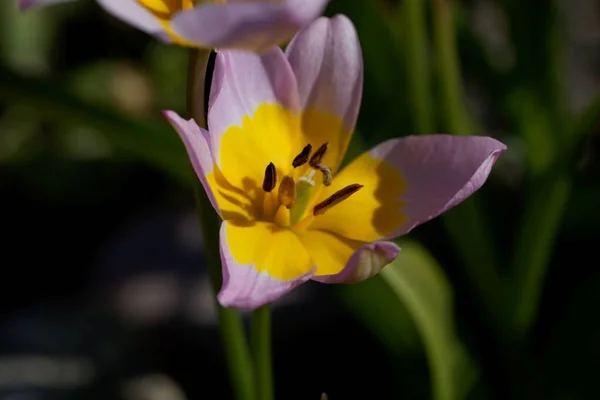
[2,0,600,399]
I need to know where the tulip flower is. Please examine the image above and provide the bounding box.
[164,15,507,310]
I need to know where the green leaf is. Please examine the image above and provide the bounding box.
[326,0,408,145]
[380,240,477,400]
[0,64,192,185]
[334,273,422,357]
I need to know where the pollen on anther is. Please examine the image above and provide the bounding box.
[262,162,276,192]
[292,144,312,168]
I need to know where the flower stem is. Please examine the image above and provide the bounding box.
[402,0,433,134]
[187,48,256,400]
[512,173,570,334]
[251,305,274,400]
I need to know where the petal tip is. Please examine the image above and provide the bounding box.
[314,241,401,284]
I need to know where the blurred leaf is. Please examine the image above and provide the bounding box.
[397,0,434,134]
[326,0,408,145]
[380,240,477,400]
[146,43,188,112]
[334,274,422,357]
[575,92,600,141]
[506,88,556,175]
[0,1,54,73]
[0,65,192,185]
[511,174,571,335]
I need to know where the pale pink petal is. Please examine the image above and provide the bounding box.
[313,241,401,284]
[309,135,506,243]
[162,110,220,217]
[285,15,363,132]
[96,0,169,42]
[374,135,507,239]
[217,221,315,310]
[170,0,328,52]
[207,48,300,164]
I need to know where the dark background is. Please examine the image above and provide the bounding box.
[1,0,599,399]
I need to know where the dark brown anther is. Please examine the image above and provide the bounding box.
[315,164,332,186]
[309,142,328,167]
[313,184,363,216]
[292,144,312,168]
[262,162,276,192]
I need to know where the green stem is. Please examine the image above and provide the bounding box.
[432,0,470,135]
[507,0,573,338]
[251,305,274,400]
[402,0,433,133]
[512,174,570,334]
[187,49,256,400]
[431,0,505,324]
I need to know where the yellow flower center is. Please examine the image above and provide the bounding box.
[260,142,363,231]
[208,104,408,280]
[206,104,363,231]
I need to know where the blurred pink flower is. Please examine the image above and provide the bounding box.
[100,0,328,52]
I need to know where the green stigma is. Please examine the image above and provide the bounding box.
[290,171,315,225]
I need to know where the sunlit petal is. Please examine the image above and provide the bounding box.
[218,220,315,310]
[310,135,507,242]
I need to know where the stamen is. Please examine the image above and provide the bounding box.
[292,144,312,168]
[313,184,364,216]
[278,176,296,209]
[262,162,276,192]
[314,164,332,186]
[309,142,328,167]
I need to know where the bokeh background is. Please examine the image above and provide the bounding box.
[1,0,599,399]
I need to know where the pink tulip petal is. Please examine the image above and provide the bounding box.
[162,110,220,217]
[207,48,300,165]
[310,135,507,242]
[286,15,362,130]
[170,0,328,52]
[374,135,507,239]
[285,15,362,171]
[96,0,168,42]
[218,220,315,310]
[314,241,401,284]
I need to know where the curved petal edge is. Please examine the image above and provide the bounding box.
[162,110,221,217]
[313,241,401,284]
[170,0,328,52]
[217,221,315,310]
